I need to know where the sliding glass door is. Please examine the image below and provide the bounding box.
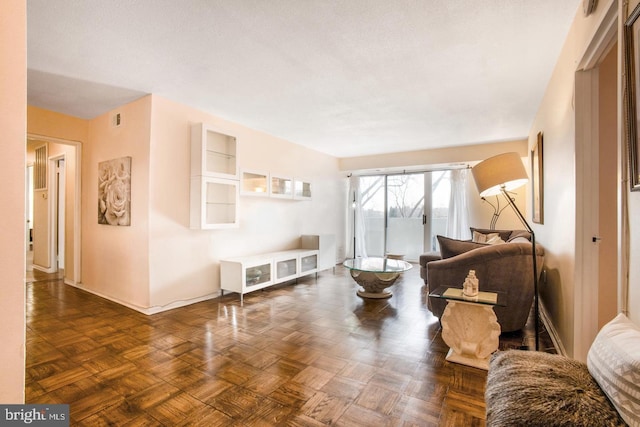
[359,176,385,257]
[357,171,453,262]
[386,174,424,260]
[426,171,452,252]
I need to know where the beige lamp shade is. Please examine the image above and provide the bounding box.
[472,152,528,197]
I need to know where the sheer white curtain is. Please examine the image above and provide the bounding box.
[346,175,368,258]
[446,168,470,239]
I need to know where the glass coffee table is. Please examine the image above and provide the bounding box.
[429,286,505,370]
[343,257,412,299]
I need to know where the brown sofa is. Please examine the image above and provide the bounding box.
[424,228,544,333]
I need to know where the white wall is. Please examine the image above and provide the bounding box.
[147,95,345,310]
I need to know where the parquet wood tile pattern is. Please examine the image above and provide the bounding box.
[26,265,552,426]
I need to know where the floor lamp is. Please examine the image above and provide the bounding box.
[472,152,540,351]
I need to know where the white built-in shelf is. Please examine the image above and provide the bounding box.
[241,169,270,196]
[294,178,312,200]
[190,177,239,229]
[240,170,312,201]
[270,175,293,199]
[191,123,238,179]
[190,122,240,229]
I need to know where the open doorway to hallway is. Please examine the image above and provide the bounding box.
[26,136,81,285]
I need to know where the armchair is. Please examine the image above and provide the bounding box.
[425,230,544,333]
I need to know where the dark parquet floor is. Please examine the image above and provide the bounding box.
[25,263,554,426]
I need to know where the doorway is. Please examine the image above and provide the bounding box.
[573,0,618,360]
[26,135,82,285]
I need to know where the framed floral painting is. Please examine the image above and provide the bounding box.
[98,156,131,226]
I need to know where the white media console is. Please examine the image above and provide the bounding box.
[220,234,336,304]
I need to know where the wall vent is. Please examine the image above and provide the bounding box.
[111,112,122,128]
[34,145,47,190]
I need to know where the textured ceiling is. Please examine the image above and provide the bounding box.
[27,1,581,158]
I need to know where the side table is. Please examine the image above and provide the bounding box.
[429,287,505,370]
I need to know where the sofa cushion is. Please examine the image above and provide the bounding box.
[436,235,487,259]
[486,350,626,426]
[419,251,441,268]
[587,313,640,426]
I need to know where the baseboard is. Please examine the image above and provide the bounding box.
[142,294,220,315]
[539,300,567,356]
[32,264,56,274]
[66,282,219,315]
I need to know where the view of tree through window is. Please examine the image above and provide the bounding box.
[358,171,451,260]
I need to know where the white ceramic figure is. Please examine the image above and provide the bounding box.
[463,270,479,297]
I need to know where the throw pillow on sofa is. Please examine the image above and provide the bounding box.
[506,230,532,242]
[587,313,640,426]
[472,231,505,244]
[469,227,513,242]
[469,227,532,242]
[437,235,488,259]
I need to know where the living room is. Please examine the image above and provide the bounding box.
[3,0,640,423]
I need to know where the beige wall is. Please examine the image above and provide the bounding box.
[0,0,26,403]
[528,0,635,357]
[147,95,345,309]
[28,106,88,142]
[82,96,153,309]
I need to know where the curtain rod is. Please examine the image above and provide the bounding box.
[347,164,471,178]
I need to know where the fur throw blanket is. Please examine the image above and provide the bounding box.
[485,350,626,427]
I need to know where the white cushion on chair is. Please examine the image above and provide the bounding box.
[587,313,640,427]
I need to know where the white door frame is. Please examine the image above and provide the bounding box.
[25,164,33,251]
[573,0,618,361]
[49,155,66,271]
